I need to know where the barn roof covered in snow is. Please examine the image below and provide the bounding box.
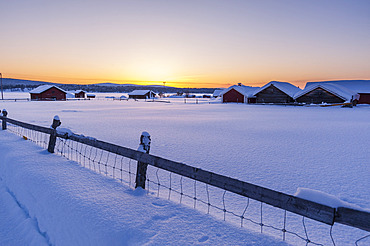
[293,83,359,101]
[220,84,260,98]
[29,85,67,94]
[253,81,301,98]
[304,80,370,93]
[128,90,155,96]
[212,89,224,97]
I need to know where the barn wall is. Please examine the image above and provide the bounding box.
[358,93,370,104]
[75,92,85,98]
[223,89,244,103]
[296,88,344,104]
[255,85,294,103]
[41,88,66,100]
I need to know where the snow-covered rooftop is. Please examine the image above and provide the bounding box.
[212,89,224,97]
[305,80,370,94]
[128,90,155,96]
[294,83,359,101]
[220,84,260,98]
[253,81,301,98]
[29,85,67,94]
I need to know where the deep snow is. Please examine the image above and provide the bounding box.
[1,92,370,245]
[0,131,287,245]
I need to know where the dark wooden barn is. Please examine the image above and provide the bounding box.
[359,93,370,104]
[221,84,259,104]
[253,81,301,104]
[302,80,370,104]
[30,85,67,101]
[75,90,85,98]
[294,83,356,104]
[128,90,156,99]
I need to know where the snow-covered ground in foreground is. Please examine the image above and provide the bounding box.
[0,131,287,245]
[1,92,370,245]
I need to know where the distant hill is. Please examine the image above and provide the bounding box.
[92,83,137,87]
[1,78,56,86]
[1,78,221,94]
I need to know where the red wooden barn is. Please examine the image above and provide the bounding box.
[221,84,259,104]
[30,85,67,101]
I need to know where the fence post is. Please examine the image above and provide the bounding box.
[135,131,151,189]
[48,115,61,153]
[1,109,7,130]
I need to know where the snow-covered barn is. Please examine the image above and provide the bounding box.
[128,90,156,99]
[30,85,67,101]
[253,81,301,104]
[303,80,370,104]
[293,83,359,104]
[75,90,86,98]
[220,84,259,104]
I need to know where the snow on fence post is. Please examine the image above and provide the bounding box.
[1,109,7,130]
[135,131,151,189]
[47,115,61,153]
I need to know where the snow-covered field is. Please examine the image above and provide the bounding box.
[1,92,370,245]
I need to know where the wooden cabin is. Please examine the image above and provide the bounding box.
[294,83,357,104]
[128,90,156,99]
[75,90,86,98]
[30,85,67,101]
[253,81,301,104]
[221,84,259,104]
[303,80,370,104]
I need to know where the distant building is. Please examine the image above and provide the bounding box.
[128,90,156,99]
[86,94,96,99]
[220,83,259,104]
[30,85,67,101]
[253,81,301,104]
[75,90,86,98]
[294,83,359,104]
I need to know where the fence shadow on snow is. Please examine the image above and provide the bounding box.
[1,110,369,245]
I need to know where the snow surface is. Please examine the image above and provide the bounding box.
[1,92,370,245]
[305,80,370,94]
[0,131,287,246]
[294,188,364,210]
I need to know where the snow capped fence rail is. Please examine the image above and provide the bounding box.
[1,110,369,245]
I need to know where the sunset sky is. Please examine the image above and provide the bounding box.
[1,0,369,88]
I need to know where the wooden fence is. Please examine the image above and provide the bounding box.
[1,112,369,235]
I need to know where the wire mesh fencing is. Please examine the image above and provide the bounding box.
[1,114,369,246]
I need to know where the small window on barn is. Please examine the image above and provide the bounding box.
[52,91,55,94]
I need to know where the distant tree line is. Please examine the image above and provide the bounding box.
[3,83,220,94]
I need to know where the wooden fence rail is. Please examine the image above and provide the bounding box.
[1,113,369,233]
